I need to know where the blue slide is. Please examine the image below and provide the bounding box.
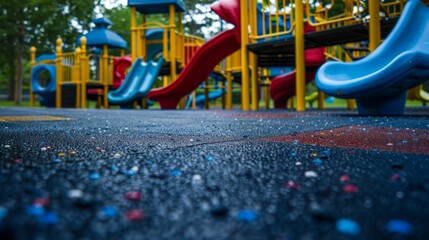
[316,0,429,115]
[186,88,225,108]
[108,57,164,105]
[107,29,164,107]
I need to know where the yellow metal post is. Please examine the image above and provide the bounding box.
[226,57,233,110]
[177,12,186,109]
[75,48,82,108]
[169,4,177,82]
[317,90,324,109]
[263,68,270,109]
[55,38,63,108]
[30,46,36,107]
[141,14,146,60]
[204,79,209,109]
[368,0,381,52]
[250,53,258,110]
[295,0,306,112]
[80,37,88,109]
[249,0,258,111]
[102,44,109,109]
[240,0,250,111]
[130,7,137,62]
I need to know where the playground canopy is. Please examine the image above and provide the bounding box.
[80,17,127,49]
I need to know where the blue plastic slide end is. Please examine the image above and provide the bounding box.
[356,91,407,115]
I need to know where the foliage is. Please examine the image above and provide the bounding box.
[0,0,100,101]
[182,0,221,38]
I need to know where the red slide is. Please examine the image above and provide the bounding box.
[270,24,326,109]
[148,0,241,109]
[270,69,316,109]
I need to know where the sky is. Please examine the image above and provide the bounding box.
[103,0,128,9]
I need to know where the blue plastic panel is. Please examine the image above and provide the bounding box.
[32,64,56,93]
[128,0,186,14]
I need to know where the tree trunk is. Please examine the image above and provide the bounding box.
[14,22,24,104]
[8,75,15,101]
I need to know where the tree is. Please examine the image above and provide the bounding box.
[182,0,221,38]
[0,0,100,103]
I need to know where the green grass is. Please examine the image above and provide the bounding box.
[0,100,40,107]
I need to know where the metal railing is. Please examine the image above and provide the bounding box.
[249,0,411,42]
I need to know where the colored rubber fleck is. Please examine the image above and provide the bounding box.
[99,205,118,218]
[124,170,137,176]
[89,173,100,180]
[67,189,84,198]
[284,181,299,190]
[237,210,257,222]
[192,174,203,184]
[389,173,404,182]
[125,209,145,221]
[170,170,182,176]
[320,150,330,158]
[288,152,297,157]
[125,191,142,201]
[336,218,361,235]
[339,175,351,182]
[387,219,412,235]
[26,205,45,216]
[33,197,49,207]
[51,158,61,163]
[206,156,216,161]
[343,184,359,193]
[39,212,59,225]
[11,158,23,164]
[312,158,323,165]
[305,171,318,178]
[110,164,119,172]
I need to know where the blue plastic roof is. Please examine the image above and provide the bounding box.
[80,17,127,49]
[128,0,186,14]
[35,54,56,63]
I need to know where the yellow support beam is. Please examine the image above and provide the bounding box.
[130,7,137,62]
[80,37,88,109]
[30,46,36,107]
[250,53,259,111]
[55,38,63,108]
[317,90,324,110]
[74,47,82,108]
[295,0,306,112]
[368,0,381,52]
[169,4,177,82]
[249,0,258,111]
[102,44,109,109]
[141,14,146,60]
[240,0,250,111]
[226,56,233,110]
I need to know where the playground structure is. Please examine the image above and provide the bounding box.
[29,0,429,114]
[316,0,429,115]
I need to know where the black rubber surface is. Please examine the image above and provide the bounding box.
[0,107,428,239]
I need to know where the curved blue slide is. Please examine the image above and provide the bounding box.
[316,0,429,115]
[186,88,225,108]
[107,29,164,107]
[108,57,164,105]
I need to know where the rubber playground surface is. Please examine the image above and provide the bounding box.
[0,107,428,239]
